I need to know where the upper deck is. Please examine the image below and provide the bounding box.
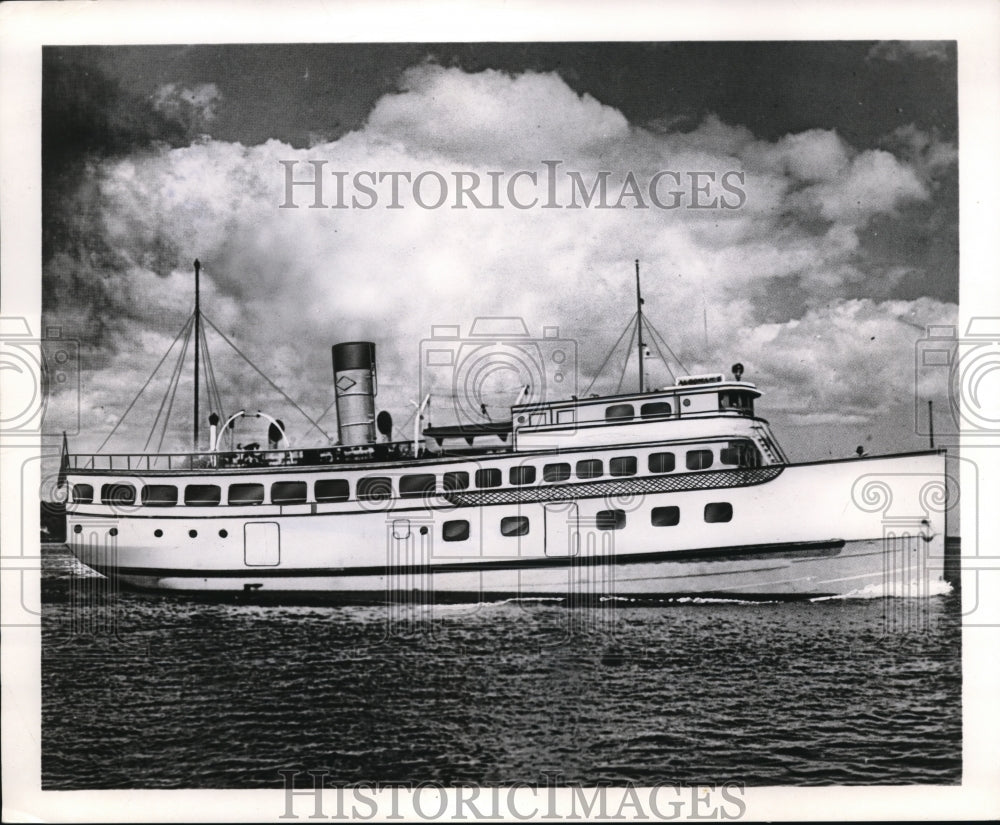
[65,374,785,474]
[426,375,773,454]
[520,382,766,452]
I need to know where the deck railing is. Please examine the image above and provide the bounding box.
[68,441,421,472]
[67,438,515,473]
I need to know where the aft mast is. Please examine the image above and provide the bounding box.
[635,259,644,393]
[193,258,201,451]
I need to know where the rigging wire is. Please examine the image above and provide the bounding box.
[639,317,677,385]
[393,405,420,442]
[642,316,690,376]
[155,332,190,455]
[299,397,338,443]
[616,320,639,395]
[200,320,225,433]
[201,315,333,440]
[582,311,638,397]
[143,315,194,452]
[98,315,195,453]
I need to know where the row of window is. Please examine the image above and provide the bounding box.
[604,401,675,421]
[440,502,734,541]
[72,443,761,507]
[598,392,754,423]
[72,479,350,507]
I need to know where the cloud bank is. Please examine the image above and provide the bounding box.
[44,64,957,457]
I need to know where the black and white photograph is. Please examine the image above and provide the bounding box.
[2,1,999,821]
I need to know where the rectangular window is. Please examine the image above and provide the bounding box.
[475,467,501,488]
[605,403,634,421]
[500,516,529,537]
[529,412,547,426]
[141,484,178,507]
[315,479,349,502]
[648,452,675,473]
[229,483,265,505]
[399,473,436,499]
[443,519,470,542]
[509,465,536,485]
[556,409,576,424]
[72,483,93,504]
[443,471,469,492]
[576,459,603,479]
[357,476,393,502]
[720,444,741,465]
[596,509,626,530]
[704,502,733,523]
[609,456,637,477]
[641,401,673,418]
[101,483,136,506]
[720,441,761,468]
[184,484,221,506]
[686,449,714,470]
[543,463,571,482]
[720,391,754,415]
[272,481,307,504]
[651,506,680,527]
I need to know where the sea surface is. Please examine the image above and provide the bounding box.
[41,545,961,789]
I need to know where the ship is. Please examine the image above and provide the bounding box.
[62,261,948,601]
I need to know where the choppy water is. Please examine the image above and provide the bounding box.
[41,545,961,788]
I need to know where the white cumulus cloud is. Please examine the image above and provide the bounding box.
[46,64,956,460]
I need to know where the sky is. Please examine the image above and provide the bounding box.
[41,41,959,461]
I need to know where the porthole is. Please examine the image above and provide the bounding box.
[357,476,393,502]
[109,527,118,537]
[184,484,221,506]
[154,529,163,538]
[443,520,470,542]
[72,484,94,504]
[219,529,229,538]
[189,529,198,538]
[704,502,733,523]
[651,506,680,527]
[500,516,530,537]
[271,481,307,505]
[509,466,536,486]
[475,468,501,488]
[443,471,469,492]
[101,483,136,507]
[73,524,82,534]
[400,474,436,499]
[605,403,634,421]
[610,456,637,477]
[315,479,349,502]
[543,463,571,482]
[648,452,676,473]
[596,509,626,530]
[686,449,714,470]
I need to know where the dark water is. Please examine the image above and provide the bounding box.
[41,546,961,789]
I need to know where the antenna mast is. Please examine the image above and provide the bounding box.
[635,259,645,393]
[193,258,201,450]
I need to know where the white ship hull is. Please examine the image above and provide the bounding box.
[66,451,948,601]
